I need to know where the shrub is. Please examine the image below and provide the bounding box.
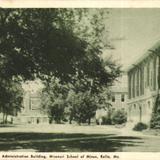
[133,122,148,131]
[102,109,112,125]
[150,95,160,129]
[111,109,127,125]
[49,104,65,124]
[102,116,112,125]
[150,113,160,129]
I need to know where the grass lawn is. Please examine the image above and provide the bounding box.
[142,129,160,136]
[0,132,142,152]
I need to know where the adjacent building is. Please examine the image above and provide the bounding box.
[15,90,49,124]
[109,75,128,111]
[127,41,160,124]
[96,75,128,123]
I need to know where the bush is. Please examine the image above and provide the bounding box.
[150,113,160,129]
[133,122,148,131]
[102,116,112,125]
[111,109,127,125]
[49,104,65,124]
[150,95,160,129]
[102,109,112,125]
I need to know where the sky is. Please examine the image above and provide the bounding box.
[103,9,160,70]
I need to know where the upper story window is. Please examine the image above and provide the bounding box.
[121,94,125,102]
[112,95,115,102]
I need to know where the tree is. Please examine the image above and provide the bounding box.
[0,9,108,117]
[41,78,69,124]
[149,47,160,128]
[111,109,127,125]
[48,98,66,124]
[0,79,23,123]
[0,9,110,82]
[37,9,121,125]
[67,90,98,125]
[41,76,115,125]
[0,9,121,122]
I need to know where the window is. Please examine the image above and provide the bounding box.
[30,97,41,110]
[121,94,125,102]
[112,95,115,102]
[148,101,151,109]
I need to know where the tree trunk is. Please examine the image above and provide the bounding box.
[5,114,8,124]
[2,112,5,124]
[88,118,91,125]
[69,117,72,124]
[69,111,73,124]
[78,119,81,125]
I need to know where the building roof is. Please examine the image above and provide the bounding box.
[126,40,160,72]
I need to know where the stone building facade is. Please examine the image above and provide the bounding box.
[127,42,160,124]
[96,75,128,123]
[109,85,128,111]
[15,90,49,124]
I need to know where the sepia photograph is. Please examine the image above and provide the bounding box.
[0,8,160,153]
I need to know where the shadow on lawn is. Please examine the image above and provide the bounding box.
[0,124,16,128]
[0,132,143,152]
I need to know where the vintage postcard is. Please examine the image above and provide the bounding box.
[0,1,160,160]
